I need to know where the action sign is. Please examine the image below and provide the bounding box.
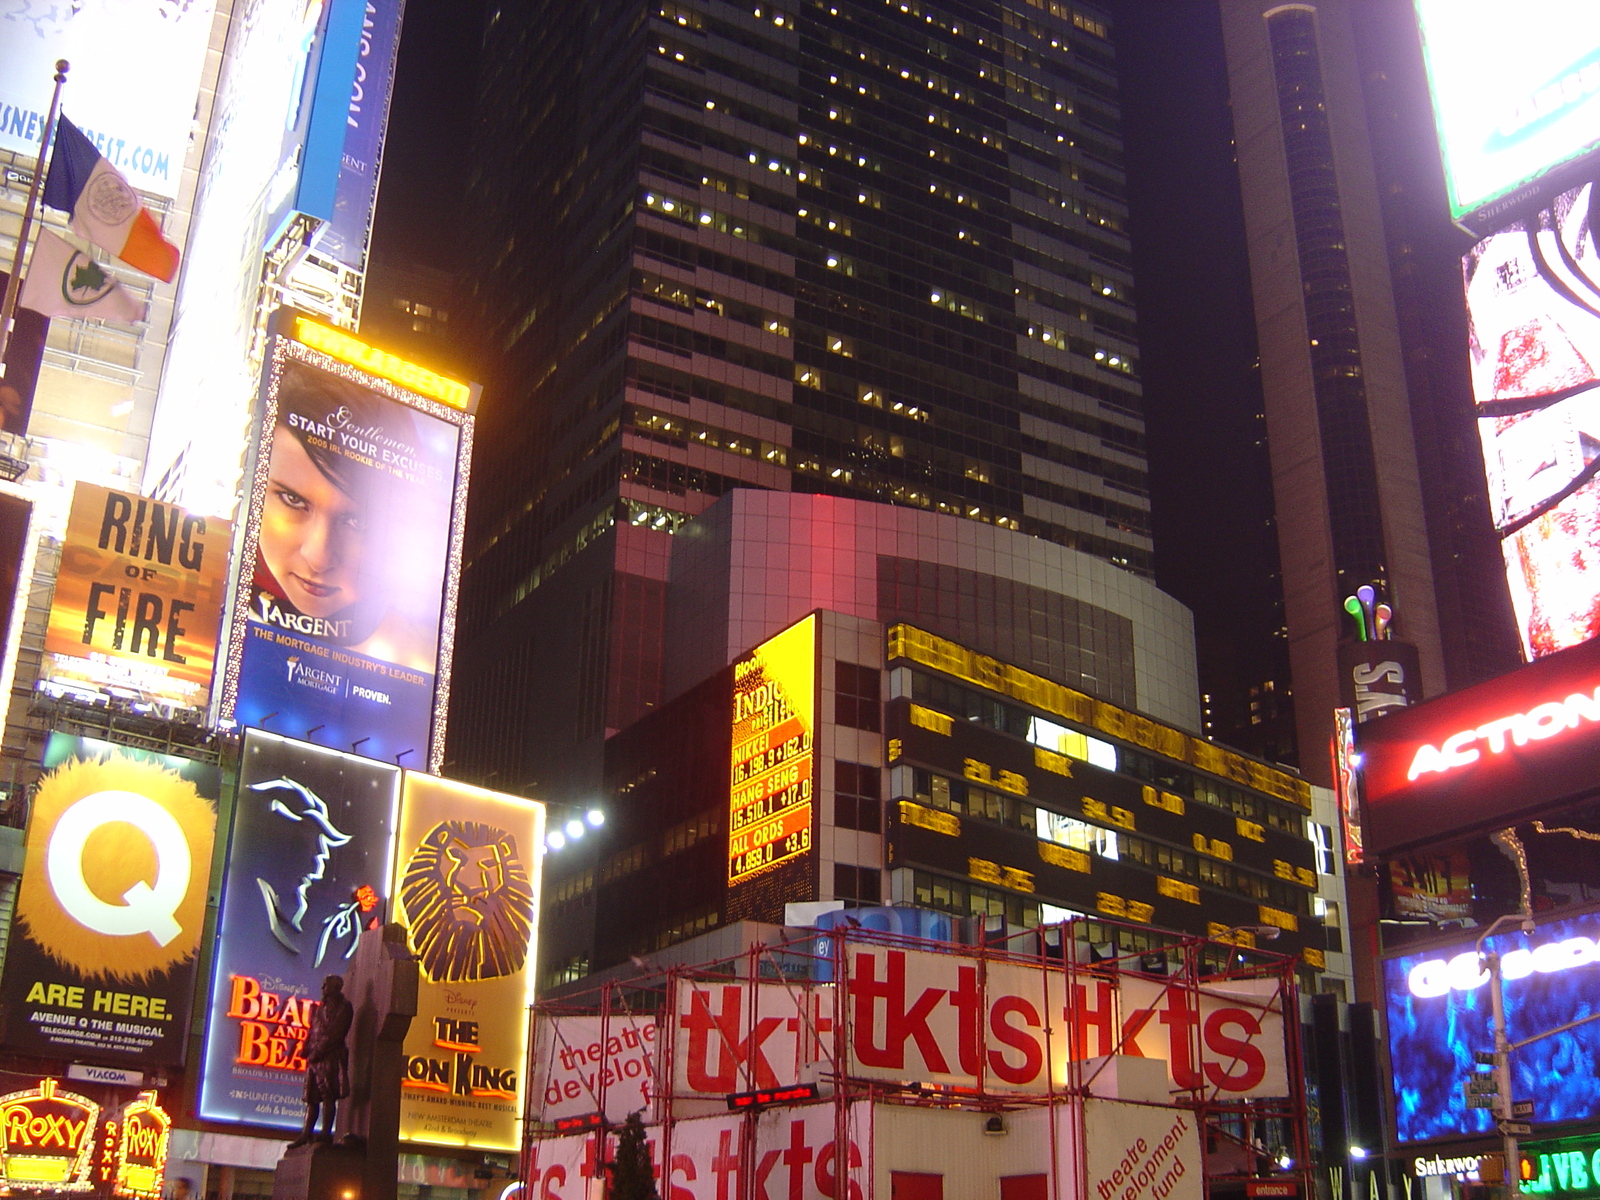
[392,774,543,1150]
[0,735,218,1065]
[1357,637,1600,855]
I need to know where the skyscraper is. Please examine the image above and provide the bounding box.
[453,0,1150,800]
[1221,0,1454,786]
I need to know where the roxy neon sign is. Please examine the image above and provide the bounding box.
[1404,687,1600,781]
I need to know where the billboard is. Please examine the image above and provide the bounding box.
[729,614,815,884]
[145,0,354,515]
[1355,635,1600,856]
[221,316,473,771]
[392,774,542,1150]
[322,0,406,271]
[1417,2,1600,226]
[0,269,47,435]
[1383,909,1600,1143]
[40,483,230,710]
[1464,181,1600,658]
[0,734,218,1066]
[198,730,400,1130]
[0,0,217,198]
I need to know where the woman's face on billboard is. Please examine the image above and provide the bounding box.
[260,428,368,618]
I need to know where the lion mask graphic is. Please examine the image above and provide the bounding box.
[400,821,534,983]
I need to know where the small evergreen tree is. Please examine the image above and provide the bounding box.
[609,1112,660,1200]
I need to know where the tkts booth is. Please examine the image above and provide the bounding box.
[523,921,1310,1200]
[1356,637,1600,1199]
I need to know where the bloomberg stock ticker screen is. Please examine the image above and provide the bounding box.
[1384,909,1600,1144]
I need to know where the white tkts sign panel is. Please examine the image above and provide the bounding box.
[0,0,217,198]
[670,980,833,1097]
[531,1014,660,1124]
[1084,1099,1203,1200]
[845,944,1289,1098]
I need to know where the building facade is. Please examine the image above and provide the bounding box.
[452,0,1149,802]
[1218,0,1451,788]
[538,491,1342,998]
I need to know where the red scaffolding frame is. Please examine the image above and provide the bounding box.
[521,918,1312,1200]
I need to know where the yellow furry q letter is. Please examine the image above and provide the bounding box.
[18,756,215,982]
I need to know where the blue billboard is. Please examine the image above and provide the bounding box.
[198,731,399,1130]
[221,317,470,770]
[1383,909,1600,1143]
[321,0,405,271]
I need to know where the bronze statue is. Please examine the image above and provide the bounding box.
[289,975,354,1148]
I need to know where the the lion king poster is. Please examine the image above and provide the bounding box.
[391,774,544,1150]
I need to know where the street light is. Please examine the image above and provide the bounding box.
[1475,909,1537,1199]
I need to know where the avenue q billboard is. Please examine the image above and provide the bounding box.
[219,313,476,772]
[1356,637,1600,856]
[0,734,218,1067]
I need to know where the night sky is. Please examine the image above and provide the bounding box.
[371,0,1290,744]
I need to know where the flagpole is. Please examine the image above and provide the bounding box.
[0,58,68,374]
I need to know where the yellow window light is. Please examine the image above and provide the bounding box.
[291,317,474,411]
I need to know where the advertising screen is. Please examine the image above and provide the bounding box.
[221,318,472,770]
[1383,909,1600,1143]
[0,0,216,198]
[729,614,815,885]
[198,730,400,1130]
[1356,635,1600,855]
[392,774,542,1150]
[1417,1,1600,224]
[40,483,230,710]
[146,0,342,516]
[1465,181,1600,658]
[0,734,218,1066]
[322,0,405,271]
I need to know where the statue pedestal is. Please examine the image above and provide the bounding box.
[270,1142,364,1200]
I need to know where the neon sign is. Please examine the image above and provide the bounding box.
[112,1092,170,1200]
[0,1078,100,1191]
[1407,934,1600,998]
[1405,686,1600,781]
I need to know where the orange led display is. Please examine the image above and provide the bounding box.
[729,615,816,884]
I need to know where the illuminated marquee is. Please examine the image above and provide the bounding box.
[112,1092,170,1200]
[0,1079,100,1191]
[729,615,816,884]
[1406,686,1600,780]
[291,317,474,412]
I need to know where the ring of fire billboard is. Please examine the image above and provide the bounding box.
[41,482,230,710]
[219,312,475,772]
